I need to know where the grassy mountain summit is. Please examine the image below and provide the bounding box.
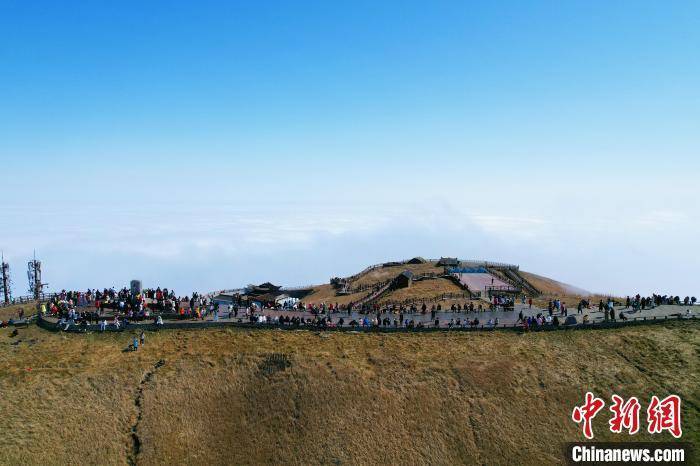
[300,258,590,307]
[1,320,697,465]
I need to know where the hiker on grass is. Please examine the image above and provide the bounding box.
[133,336,139,351]
[140,331,145,346]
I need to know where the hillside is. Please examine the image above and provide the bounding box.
[301,259,590,306]
[1,321,698,465]
[375,278,465,305]
[0,303,33,322]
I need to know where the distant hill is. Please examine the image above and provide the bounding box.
[1,321,697,464]
[301,258,592,306]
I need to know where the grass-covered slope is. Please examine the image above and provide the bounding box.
[1,321,698,465]
[0,303,34,321]
[302,260,584,305]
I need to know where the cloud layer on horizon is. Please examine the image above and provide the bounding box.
[2,186,698,298]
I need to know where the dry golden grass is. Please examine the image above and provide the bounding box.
[304,263,455,305]
[519,271,586,296]
[350,262,443,288]
[518,272,620,308]
[300,284,367,306]
[0,302,36,321]
[304,262,450,305]
[0,321,698,465]
[305,263,584,308]
[377,277,465,305]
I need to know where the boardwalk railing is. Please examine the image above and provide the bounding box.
[1,292,59,308]
[461,260,519,270]
[355,280,394,306]
[376,291,472,306]
[486,285,520,293]
[280,285,315,292]
[499,268,541,296]
[35,311,698,333]
[340,258,520,283]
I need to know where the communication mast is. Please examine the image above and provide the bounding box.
[27,252,47,300]
[1,252,11,304]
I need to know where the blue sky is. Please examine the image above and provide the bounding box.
[1,1,699,296]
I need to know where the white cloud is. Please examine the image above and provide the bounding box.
[3,180,699,298]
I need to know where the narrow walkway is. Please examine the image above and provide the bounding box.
[37,304,697,333]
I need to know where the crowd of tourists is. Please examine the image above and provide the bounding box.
[42,286,251,331]
[238,312,499,329]
[263,298,517,316]
[491,295,515,308]
[21,282,696,333]
[251,292,524,314]
[519,312,562,329]
[41,287,191,331]
[625,294,696,310]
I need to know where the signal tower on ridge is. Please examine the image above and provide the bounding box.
[27,252,47,300]
[1,252,11,304]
